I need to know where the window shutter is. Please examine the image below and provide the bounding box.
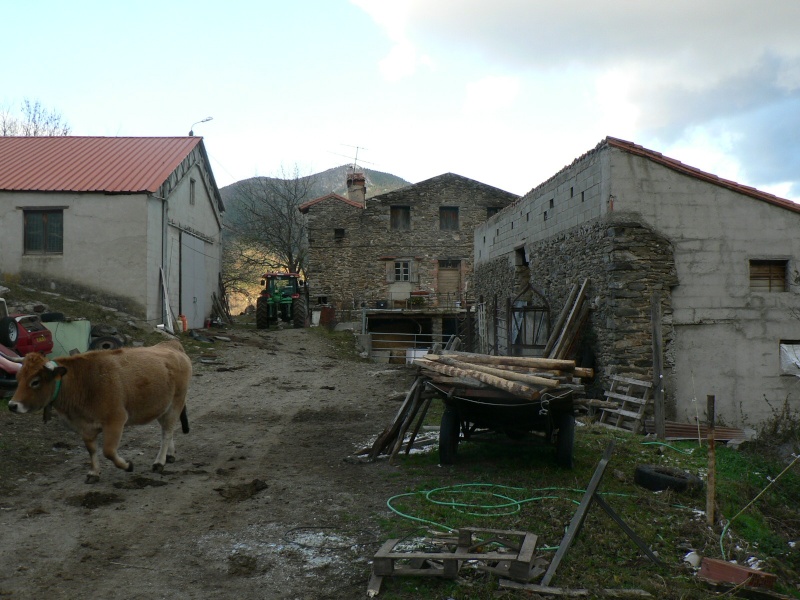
[410,260,419,283]
[386,261,394,282]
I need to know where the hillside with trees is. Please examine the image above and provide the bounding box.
[220,165,410,311]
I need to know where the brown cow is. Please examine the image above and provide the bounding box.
[8,340,192,483]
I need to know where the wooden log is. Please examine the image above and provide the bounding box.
[414,358,542,401]
[405,395,433,455]
[368,377,421,459]
[476,363,594,380]
[438,351,577,372]
[429,375,491,389]
[433,356,560,388]
[389,382,424,464]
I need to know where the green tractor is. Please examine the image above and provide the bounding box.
[255,272,309,329]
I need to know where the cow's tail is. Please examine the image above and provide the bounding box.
[180,406,190,434]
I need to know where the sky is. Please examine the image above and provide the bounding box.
[2,0,799,200]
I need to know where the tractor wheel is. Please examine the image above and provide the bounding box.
[255,297,271,329]
[555,411,575,469]
[439,406,460,465]
[89,336,123,351]
[0,317,18,349]
[293,296,307,328]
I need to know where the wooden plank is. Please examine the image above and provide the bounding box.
[651,292,665,440]
[608,375,652,388]
[599,408,643,420]
[541,441,615,586]
[550,279,588,359]
[603,391,649,404]
[544,283,579,357]
[500,580,653,597]
[509,533,538,580]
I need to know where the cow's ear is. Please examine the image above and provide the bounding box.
[54,366,67,377]
[44,361,67,377]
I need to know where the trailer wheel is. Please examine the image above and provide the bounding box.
[89,336,123,351]
[255,297,271,329]
[439,407,460,465]
[634,464,703,493]
[555,411,575,469]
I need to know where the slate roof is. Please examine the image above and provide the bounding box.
[0,136,205,194]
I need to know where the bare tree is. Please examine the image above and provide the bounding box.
[1,98,71,136]
[227,165,314,276]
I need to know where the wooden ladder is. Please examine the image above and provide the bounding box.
[597,375,652,434]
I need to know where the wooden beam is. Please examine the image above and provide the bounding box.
[431,356,560,388]
[414,358,541,401]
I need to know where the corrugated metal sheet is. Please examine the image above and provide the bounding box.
[0,136,202,193]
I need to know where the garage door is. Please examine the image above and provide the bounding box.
[180,233,207,329]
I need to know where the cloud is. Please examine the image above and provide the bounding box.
[353,0,800,197]
[462,76,520,115]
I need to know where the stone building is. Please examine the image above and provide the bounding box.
[474,137,800,427]
[300,171,517,348]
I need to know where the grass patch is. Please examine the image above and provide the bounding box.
[376,423,800,599]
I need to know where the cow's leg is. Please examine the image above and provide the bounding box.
[82,434,102,484]
[101,423,133,472]
[153,420,176,472]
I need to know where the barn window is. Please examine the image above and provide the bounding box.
[24,209,63,254]
[334,228,345,240]
[487,207,501,218]
[439,206,459,230]
[750,259,787,292]
[190,178,196,205]
[390,206,410,230]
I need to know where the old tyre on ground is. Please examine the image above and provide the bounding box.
[439,406,461,465]
[293,296,307,328]
[0,317,18,348]
[255,297,271,329]
[634,464,703,493]
[555,411,575,469]
[89,336,123,351]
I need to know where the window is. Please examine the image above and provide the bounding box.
[394,261,410,281]
[750,260,787,292]
[439,206,459,230]
[24,209,63,254]
[780,341,800,376]
[334,228,345,240]
[390,206,410,230]
[487,207,502,218]
[190,178,196,206]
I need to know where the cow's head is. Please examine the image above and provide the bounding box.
[7,353,66,414]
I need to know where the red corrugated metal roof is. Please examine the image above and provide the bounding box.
[0,136,203,193]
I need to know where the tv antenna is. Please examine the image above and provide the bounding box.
[339,144,376,171]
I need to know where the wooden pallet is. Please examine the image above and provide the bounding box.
[369,528,539,594]
[597,375,652,434]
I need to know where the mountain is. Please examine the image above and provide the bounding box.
[219,165,411,223]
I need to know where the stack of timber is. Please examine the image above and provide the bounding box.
[543,279,590,360]
[362,352,602,462]
[415,351,594,402]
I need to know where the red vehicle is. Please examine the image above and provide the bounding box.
[0,342,22,391]
[0,298,54,357]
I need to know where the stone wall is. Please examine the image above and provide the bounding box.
[474,216,678,413]
[305,173,517,310]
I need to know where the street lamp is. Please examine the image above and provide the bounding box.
[189,116,213,136]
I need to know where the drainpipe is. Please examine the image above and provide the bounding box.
[150,193,169,326]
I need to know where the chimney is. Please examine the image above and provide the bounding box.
[346,170,367,207]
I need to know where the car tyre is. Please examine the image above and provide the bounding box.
[634,464,703,493]
[0,317,18,349]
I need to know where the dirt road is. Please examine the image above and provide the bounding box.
[0,327,417,599]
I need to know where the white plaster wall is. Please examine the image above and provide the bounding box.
[162,163,223,324]
[608,149,800,425]
[0,190,149,310]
